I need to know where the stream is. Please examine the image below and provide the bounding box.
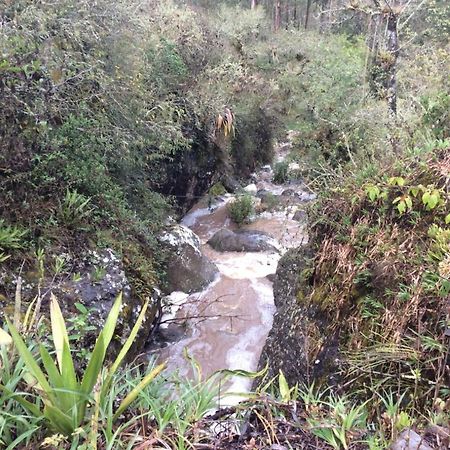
[153,143,314,404]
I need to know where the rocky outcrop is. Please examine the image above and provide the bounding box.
[257,245,340,386]
[160,225,218,293]
[207,229,279,253]
[0,248,159,357]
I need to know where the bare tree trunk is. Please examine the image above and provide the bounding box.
[305,0,312,28]
[286,0,291,28]
[251,0,257,9]
[274,0,281,31]
[386,11,399,116]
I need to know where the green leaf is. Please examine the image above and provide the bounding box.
[50,294,71,372]
[44,403,74,436]
[5,318,54,402]
[0,383,41,417]
[103,297,150,396]
[80,292,122,416]
[422,191,431,206]
[397,200,406,214]
[428,193,439,209]
[366,185,380,202]
[113,363,165,421]
[410,187,419,197]
[39,345,63,389]
[445,213,450,224]
[278,370,290,402]
[405,196,413,210]
[389,176,405,186]
[50,296,79,424]
[214,363,268,379]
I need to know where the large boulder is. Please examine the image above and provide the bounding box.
[0,248,159,358]
[257,245,340,386]
[207,229,279,253]
[160,225,218,293]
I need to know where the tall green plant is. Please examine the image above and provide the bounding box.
[0,293,165,436]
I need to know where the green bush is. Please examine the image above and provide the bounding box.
[227,194,254,225]
[0,220,28,252]
[58,189,93,228]
[1,294,164,436]
[273,161,289,184]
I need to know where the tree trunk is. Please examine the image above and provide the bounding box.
[274,1,281,31]
[386,11,399,116]
[305,0,312,29]
[251,0,257,9]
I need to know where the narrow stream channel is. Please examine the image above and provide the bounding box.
[154,144,313,403]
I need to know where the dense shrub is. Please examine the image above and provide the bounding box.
[227,194,254,225]
[273,161,289,184]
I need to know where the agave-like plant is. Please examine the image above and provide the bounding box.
[0,293,165,436]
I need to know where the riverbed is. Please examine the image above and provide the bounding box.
[153,149,313,403]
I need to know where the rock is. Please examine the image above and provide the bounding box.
[160,225,218,293]
[282,188,296,197]
[390,429,434,450]
[148,324,187,350]
[257,246,340,386]
[266,273,276,283]
[10,248,160,358]
[243,183,258,195]
[207,229,279,253]
[293,209,307,222]
[256,189,272,200]
[261,165,272,173]
[298,191,317,202]
[221,175,241,193]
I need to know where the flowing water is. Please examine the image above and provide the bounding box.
[153,147,313,403]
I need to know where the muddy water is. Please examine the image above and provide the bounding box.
[156,158,311,403]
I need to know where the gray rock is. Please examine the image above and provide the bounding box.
[256,189,272,200]
[221,175,241,193]
[160,225,218,293]
[45,249,158,357]
[293,209,307,222]
[243,183,258,195]
[257,246,340,386]
[298,191,317,202]
[207,229,279,253]
[282,188,296,197]
[390,429,434,450]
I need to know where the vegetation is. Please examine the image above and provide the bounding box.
[227,194,255,225]
[0,0,449,448]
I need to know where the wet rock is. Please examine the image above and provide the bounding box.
[221,174,241,193]
[243,183,258,195]
[298,191,317,202]
[281,188,296,197]
[160,225,218,293]
[207,229,279,253]
[293,209,307,222]
[257,246,339,386]
[390,429,434,450]
[256,189,272,200]
[266,273,276,283]
[148,324,187,350]
[57,249,132,310]
[6,249,160,358]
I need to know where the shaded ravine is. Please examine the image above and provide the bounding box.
[152,145,314,403]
